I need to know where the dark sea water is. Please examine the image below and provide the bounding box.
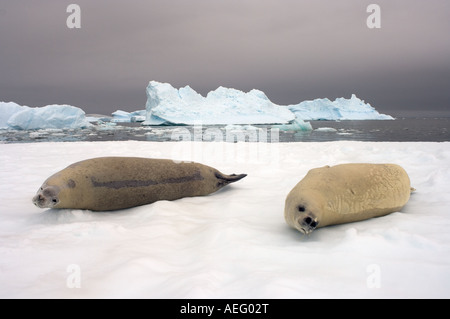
[1,118,449,143]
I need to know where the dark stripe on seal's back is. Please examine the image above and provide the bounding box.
[91,171,204,189]
[161,170,204,184]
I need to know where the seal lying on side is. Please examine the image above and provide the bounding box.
[33,157,247,211]
[284,163,414,235]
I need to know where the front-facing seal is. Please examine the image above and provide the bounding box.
[284,163,414,234]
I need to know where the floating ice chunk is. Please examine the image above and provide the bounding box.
[224,124,262,131]
[7,104,91,130]
[112,110,146,123]
[289,94,394,120]
[85,114,113,123]
[335,94,394,120]
[0,102,26,129]
[273,119,313,131]
[111,110,130,122]
[29,131,49,139]
[315,127,337,132]
[143,81,393,125]
[131,115,146,123]
[143,81,296,125]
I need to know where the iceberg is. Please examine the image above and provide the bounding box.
[143,81,393,126]
[143,81,296,125]
[1,83,393,131]
[289,94,394,120]
[1,102,91,130]
[0,102,26,129]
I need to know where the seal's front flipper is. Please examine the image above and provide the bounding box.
[215,172,247,187]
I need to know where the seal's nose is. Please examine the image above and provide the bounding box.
[32,195,38,206]
[32,194,43,207]
[303,216,318,229]
[297,215,319,234]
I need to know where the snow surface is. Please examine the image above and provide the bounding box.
[0,102,91,130]
[1,141,449,298]
[289,94,394,120]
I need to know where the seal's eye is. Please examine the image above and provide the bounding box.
[298,205,306,212]
[52,198,58,203]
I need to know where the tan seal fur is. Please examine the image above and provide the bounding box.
[33,157,246,211]
[284,163,414,234]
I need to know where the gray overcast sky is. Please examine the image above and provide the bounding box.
[1,0,449,116]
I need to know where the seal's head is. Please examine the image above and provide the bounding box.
[33,185,60,208]
[284,189,322,235]
[291,205,319,235]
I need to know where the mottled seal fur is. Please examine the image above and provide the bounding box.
[284,163,414,234]
[33,157,247,211]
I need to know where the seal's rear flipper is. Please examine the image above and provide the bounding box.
[215,172,247,187]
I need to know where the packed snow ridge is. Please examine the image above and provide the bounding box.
[143,81,393,126]
[0,101,91,130]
